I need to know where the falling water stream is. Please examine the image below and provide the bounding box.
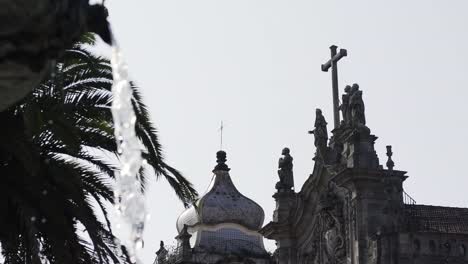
[110,40,146,264]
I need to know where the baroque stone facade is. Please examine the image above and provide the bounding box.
[260,83,468,264]
[155,50,468,264]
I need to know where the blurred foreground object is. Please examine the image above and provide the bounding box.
[0,0,111,111]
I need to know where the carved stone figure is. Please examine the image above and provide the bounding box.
[349,83,366,126]
[309,109,328,160]
[340,85,352,124]
[277,147,294,190]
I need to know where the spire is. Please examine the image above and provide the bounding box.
[155,241,168,264]
[213,150,230,172]
[175,225,192,262]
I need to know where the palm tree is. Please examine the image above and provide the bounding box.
[0,34,197,264]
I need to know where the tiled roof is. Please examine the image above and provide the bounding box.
[405,204,468,234]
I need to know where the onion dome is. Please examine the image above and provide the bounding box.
[175,151,268,258]
[177,151,265,232]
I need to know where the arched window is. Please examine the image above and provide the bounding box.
[429,240,437,253]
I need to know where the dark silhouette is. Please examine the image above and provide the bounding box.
[0,35,197,264]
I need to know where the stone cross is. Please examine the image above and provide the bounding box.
[218,121,224,150]
[321,45,347,129]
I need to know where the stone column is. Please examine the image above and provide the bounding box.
[272,190,297,264]
[273,190,295,223]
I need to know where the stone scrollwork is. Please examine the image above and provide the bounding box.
[303,184,347,264]
[323,199,346,263]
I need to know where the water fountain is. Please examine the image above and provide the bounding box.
[111,41,146,264]
[0,1,146,262]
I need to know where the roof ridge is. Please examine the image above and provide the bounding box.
[407,204,468,210]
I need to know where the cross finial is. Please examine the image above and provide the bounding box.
[218,121,224,150]
[322,45,347,129]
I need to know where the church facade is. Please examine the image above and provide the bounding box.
[261,82,468,264]
[155,47,468,264]
[260,46,468,264]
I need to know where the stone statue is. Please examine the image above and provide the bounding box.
[277,147,294,190]
[309,109,328,158]
[340,85,352,124]
[349,83,366,126]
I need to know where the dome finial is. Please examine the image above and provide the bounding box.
[213,150,230,172]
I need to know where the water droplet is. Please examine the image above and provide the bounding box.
[41,218,47,223]
[31,216,36,222]
[135,238,144,249]
[47,120,54,125]
[42,190,48,195]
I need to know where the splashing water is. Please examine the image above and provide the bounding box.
[111,41,146,264]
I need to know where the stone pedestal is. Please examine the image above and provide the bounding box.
[273,190,296,223]
[260,190,297,264]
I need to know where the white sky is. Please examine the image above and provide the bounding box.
[101,1,468,263]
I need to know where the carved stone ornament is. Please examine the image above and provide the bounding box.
[367,239,378,264]
[304,184,347,263]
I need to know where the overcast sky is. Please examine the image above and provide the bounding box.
[101,1,468,263]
